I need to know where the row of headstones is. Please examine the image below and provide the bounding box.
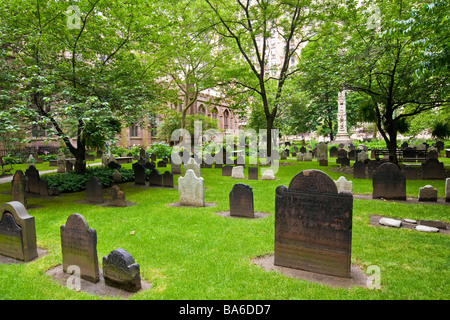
[11,167,59,208]
[353,158,447,180]
[372,162,450,201]
[0,202,141,292]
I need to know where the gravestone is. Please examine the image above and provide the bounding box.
[178,170,205,207]
[400,142,409,150]
[446,178,450,202]
[184,158,201,178]
[336,149,347,164]
[11,171,27,208]
[435,141,444,153]
[150,154,156,162]
[274,170,353,278]
[157,160,167,167]
[139,148,145,160]
[171,162,182,175]
[57,154,66,173]
[144,161,156,170]
[108,185,126,207]
[60,213,99,283]
[148,169,163,187]
[231,166,245,179]
[103,248,141,292]
[304,151,312,161]
[418,185,438,202]
[25,165,40,194]
[367,160,381,179]
[261,169,276,180]
[248,167,258,180]
[316,142,328,166]
[65,160,73,173]
[222,165,233,177]
[39,180,50,197]
[329,146,338,158]
[401,166,418,180]
[86,176,104,203]
[334,176,353,193]
[296,153,303,162]
[427,148,439,159]
[353,161,366,179]
[107,161,121,170]
[421,158,445,180]
[300,146,306,154]
[112,170,122,183]
[357,151,368,162]
[372,162,406,200]
[163,171,174,188]
[0,201,38,262]
[229,184,254,218]
[280,150,287,160]
[133,162,146,186]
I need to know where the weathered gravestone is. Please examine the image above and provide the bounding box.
[103,248,141,292]
[163,171,174,188]
[231,166,245,179]
[25,165,40,194]
[304,151,313,161]
[427,148,439,159]
[329,146,338,158]
[274,170,353,278]
[178,170,205,207]
[316,142,328,166]
[372,162,406,200]
[418,185,438,202]
[112,170,122,183]
[229,184,254,218]
[11,171,27,208]
[65,160,73,173]
[446,178,450,202]
[248,167,258,180]
[57,154,66,173]
[60,213,99,283]
[402,166,418,180]
[86,176,104,203]
[133,162,146,186]
[336,149,347,165]
[157,160,167,168]
[353,161,366,179]
[108,185,126,207]
[261,169,276,180]
[39,179,50,197]
[148,169,163,187]
[171,162,182,175]
[0,201,38,262]
[421,158,445,180]
[184,158,201,178]
[334,176,353,194]
[357,151,368,162]
[222,165,233,177]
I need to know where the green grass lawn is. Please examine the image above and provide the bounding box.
[0,158,449,300]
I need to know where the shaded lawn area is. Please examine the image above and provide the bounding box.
[0,158,448,300]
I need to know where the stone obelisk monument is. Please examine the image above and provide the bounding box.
[334,90,352,145]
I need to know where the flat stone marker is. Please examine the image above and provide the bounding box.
[103,248,141,292]
[231,166,245,179]
[229,184,254,218]
[379,217,402,228]
[0,201,38,262]
[60,213,99,283]
[372,162,406,200]
[86,176,104,203]
[178,170,205,207]
[133,162,146,185]
[274,170,353,278]
[11,171,27,208]
[248,167,258,180]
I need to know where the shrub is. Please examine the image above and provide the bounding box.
[148,142,172,158]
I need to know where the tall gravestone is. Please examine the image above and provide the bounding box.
[178,170,205,207]
[0,201,38,262]
[25,165,40,194]
[353,160,366,179]
[372,162,406,200]
[329,146,338,158]
[133,162,147,185]
[163,171,174,188]
[86,176,104,203]
[421,158,445,180]
[316,142,328,166]
[229,184,254,218]
[274,170,353,278]
[57,153,66,173]
[11,170,27,208]
[103,248,141,292]
[60,213,99,283]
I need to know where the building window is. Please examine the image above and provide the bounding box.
[129,123,139,137]
[223,109,229,130]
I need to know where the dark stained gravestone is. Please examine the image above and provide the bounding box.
[367,160,381,179]
[336,149,347,165]
[222,165,233,176]
[151,154,157,162]
[39,180,50,197]
[144,161,156,170]
[60,213,99,283]
[103,248,141,292]
[86,176,104,203]
[133,162,147,185]
[353,160,366,179]
[427,149,439,159]
[163,171,174,188]
[11,171,27,208]
[401,166,418,180]
[148,169,163,187]
[421,158,445,180]
[25,165,40,194]
[0,201,38,262]
[157,160,167,167]
[372,162,406,200]
[274,170,353,278]
[248,167,258,180]
[229,184,254,218]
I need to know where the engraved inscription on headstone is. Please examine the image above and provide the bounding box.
[0,201,38,262]
[274,170,353,278]
[103,248,141,292]
[229,184,254,218]
[60,213,99,283]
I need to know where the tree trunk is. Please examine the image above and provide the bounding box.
[74,142,87,174]
[387,130,398,165]
[265,115,275,161]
